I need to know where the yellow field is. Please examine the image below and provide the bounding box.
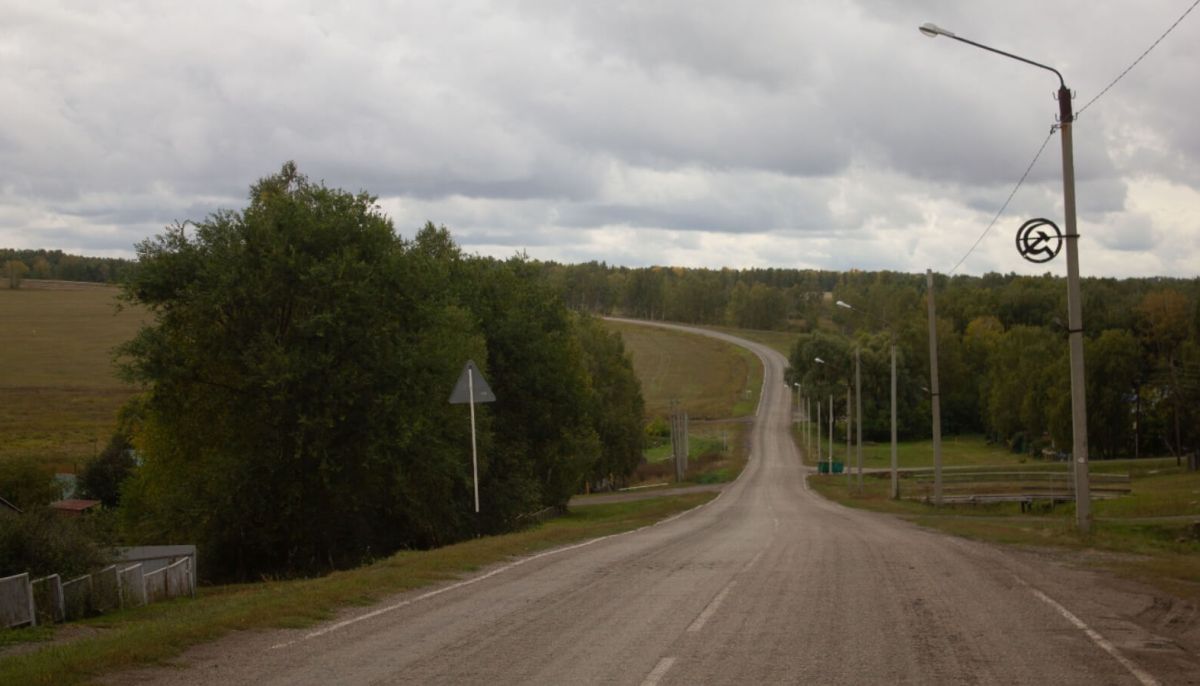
[0,282,146,471]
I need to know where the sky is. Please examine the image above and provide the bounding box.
[3,1,1199,278]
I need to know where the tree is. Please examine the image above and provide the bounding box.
[118,164,487,579]
[1137,289,1193,461]
[4,259,29,289]
[575,314,645,487]
[1081,330,1141,458]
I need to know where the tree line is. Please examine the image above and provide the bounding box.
[546,262,1199,462]
[1,248,134,286]
[113,163,644,581]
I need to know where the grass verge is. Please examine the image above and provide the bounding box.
[0,493,714,685]
[809,470,1200,604]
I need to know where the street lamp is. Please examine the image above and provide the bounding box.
[814,357,834,475]
[919,22,1091,533]
[837,300,898,498]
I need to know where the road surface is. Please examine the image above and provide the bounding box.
[116,321,1198,685]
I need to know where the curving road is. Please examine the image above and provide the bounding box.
[121,321,1197,685]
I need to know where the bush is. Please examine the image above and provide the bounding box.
[0,509,109,578]
[0,457,61,511]
[78,432,137,508]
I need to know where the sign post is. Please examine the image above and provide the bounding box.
[449,360,496,513]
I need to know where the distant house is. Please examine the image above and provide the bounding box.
[50,499,101,517]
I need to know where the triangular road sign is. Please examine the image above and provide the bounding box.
[448,360,496,404]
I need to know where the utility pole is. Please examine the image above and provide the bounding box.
[926,269,943,506]
[856,346,863,493]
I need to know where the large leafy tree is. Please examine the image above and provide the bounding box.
[119,164,486,578]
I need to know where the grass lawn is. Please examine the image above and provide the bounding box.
[0,283,146,472]
[603,320,761,420]
[0,493,715,685]
[810,466,1200,603]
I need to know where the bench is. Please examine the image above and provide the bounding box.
[907,470,1131,510]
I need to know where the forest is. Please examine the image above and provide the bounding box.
[544,262,1200,462]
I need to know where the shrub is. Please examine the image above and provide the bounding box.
[0,509,108,578]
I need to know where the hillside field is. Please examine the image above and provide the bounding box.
[0,282,145,471]
[601,320,762,420]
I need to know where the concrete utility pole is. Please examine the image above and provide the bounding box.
[817,399,822,469]
[919,22,1090,531]
[926,269,943,506]
[845,385,852,485]
[828,394,833,474]
[856,346,863,493]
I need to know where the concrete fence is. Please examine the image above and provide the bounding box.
[92,565,120,613]
[31,574,64,625]
[118,564,147,608]
[0,573,35,628]
[2,558,195,631]
[62,574,94,621]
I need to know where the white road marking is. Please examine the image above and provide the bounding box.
[1015,577,1159,686]
[640,657,677,686]
[270,487,728,650]
[688,582,735,633]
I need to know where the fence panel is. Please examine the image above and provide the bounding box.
[162,558,194,599]
[62,574,95,620]
[144,567,168,604]
[0,573,35,628]
[93,565,120,613]
[31,574,64,624]
[118,564,147,608]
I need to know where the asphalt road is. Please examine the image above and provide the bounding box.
[118,321,1199,685]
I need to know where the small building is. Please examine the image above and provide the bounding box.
[50,499,101,517]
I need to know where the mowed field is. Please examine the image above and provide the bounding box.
[602,319,763,420]
[0,282,146,472]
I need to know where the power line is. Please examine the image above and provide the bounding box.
[944,0,1198,274]
[946,129,1055,275]
[1077,0,1200,117]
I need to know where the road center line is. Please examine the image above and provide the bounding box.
[1014,576,1159,686]
[640,657,677,686]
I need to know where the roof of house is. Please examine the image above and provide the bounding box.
[50,499,101,512]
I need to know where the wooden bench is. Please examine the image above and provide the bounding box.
[906,470,1131,510]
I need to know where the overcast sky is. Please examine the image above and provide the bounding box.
[3,1,1199,277]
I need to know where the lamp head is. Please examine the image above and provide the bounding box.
[836,300,853,310]
[919,22,954,38]
[814,357,826,365]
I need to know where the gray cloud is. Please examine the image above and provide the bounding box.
[1,1,1198,277]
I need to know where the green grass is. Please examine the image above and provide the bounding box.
[0,493,715,685]
[603,320,759,420]
[692,324,797,359]
[0,284,146,472]
[810,468,1200,603]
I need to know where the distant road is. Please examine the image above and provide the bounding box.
[121,320,1195,685]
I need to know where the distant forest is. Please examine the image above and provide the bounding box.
[542,261,1200,462]
[1,248,134,285]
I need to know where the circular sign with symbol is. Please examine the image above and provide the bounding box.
[1016,218,1063,264]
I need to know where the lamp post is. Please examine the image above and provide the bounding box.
[919,22,1091,533]
[837,300,894,496]
[815,357,833,474]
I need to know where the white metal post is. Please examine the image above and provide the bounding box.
[468,368,479,513]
